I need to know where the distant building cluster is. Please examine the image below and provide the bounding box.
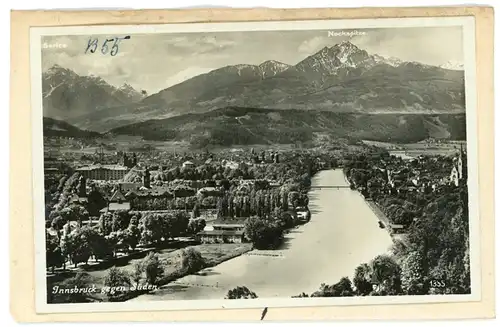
[75,152,137,181]
[76,164,128,180]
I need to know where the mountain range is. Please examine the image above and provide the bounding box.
[42,65,144,121]
[42,41,466,134]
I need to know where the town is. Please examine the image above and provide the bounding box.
[44,137,470,302]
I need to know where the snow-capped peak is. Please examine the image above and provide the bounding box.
[119,83,134,91]
[113,82,143,100]
[372,54,403,67]
[258,60,291,78]
[332,41,361,64]
[440,61,464,70]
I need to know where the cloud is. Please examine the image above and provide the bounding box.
[163,66,216,89]
[350,27,463,66]
[298,36,329,54]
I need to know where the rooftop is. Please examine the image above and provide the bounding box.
[109,189,127,202]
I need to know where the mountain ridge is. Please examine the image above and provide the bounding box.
[46,41,465,132]
[43,117,101,138]
[108,106,466,147]
[42,65,144,121]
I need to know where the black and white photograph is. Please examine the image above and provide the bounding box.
[30,16,480,313]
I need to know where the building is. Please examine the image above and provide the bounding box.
[450,145,467,187]
[223,160,239,170]
[76,164,129,181]
[196,230,245,244]
[182,161,195,169]
[100,187,130,213]
[172,185,196,198]
[196,219,246,244]
[120,152,137,169]
[197,186,223,197]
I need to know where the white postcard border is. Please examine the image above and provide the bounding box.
[30,16,480,314]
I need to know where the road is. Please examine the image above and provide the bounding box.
[129,169,393,301]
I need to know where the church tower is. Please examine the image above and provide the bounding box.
[78,175,87,197]
[143,167,151,188]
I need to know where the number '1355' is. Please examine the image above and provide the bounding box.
[85,36,131,56]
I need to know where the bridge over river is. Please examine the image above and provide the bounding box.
[309,185,351,190]
[129,169,393,301]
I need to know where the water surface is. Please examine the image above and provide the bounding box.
[130,169,393,301]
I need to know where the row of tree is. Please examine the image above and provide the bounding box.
[46,209,207,272]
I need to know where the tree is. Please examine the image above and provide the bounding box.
[51,216,65,231]
[139,213,165,245]
[131,262,144,288]
[60,204,89,226]
[288,191,300,209]
[400,250,427,295]
[87,188,106,216]
[311,277,354,297]
[112,210,131,232]
[216,197,224,219]
[331,277,354,296]
[275,209,294,229]
[192,203,201,218]
[187,218,206,235]
[172,211,190,239]
[228,196,235,218]
[179,247,205,273]
[98,212,113,235]
[353,263,373,296]
[281,190,289,212]
[225,286,258,299]
[370,255,403,295]
[46,232,64,273]
[125,223,141,251]
[59,233,74,270]
[244,216,284,250]
[79,225,112,261]
[106,230,128,257]
[104,267,131,300]
[68,231,92,268]
[142,252,164,285]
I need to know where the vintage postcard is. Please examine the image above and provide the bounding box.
[10,7,495,322]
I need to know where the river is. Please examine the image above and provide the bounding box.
[129,169,393,301]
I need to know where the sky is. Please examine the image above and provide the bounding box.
[41,26,464,94]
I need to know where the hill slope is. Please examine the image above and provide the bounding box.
[43,117,101,138]
[109,107,466,147]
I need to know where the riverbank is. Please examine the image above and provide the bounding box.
[365,200,391,229]
[345,171,410,247]
[48,242,252,303]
